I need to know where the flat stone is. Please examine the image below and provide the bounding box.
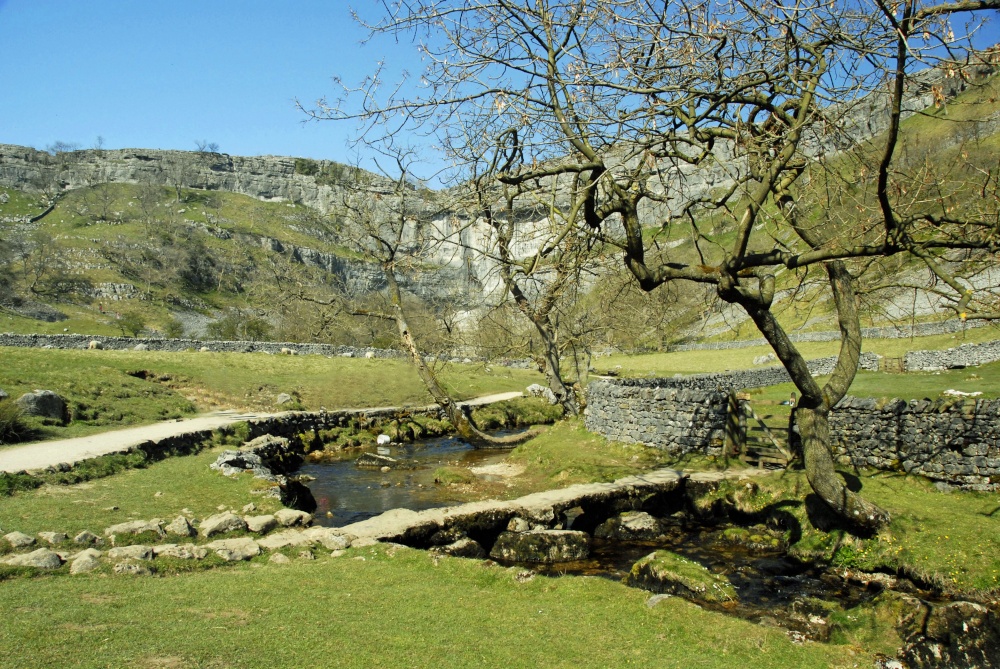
[269,553,291,564]
[5,548,63,569]
[205,537,260,561]
[245,515,278,534]
[112,560,153,576]
[107,545,153,561]
[104,519,164,540]
[153,543,208,560]
[37,531,68,545]
[274,509,312,527]
[302,527,351,550]
[257,529,314,550]
[199,512,247,537]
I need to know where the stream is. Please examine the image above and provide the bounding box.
[300,434,507,527]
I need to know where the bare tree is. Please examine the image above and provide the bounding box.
[312,0,1000,531]
[336,155,537,448]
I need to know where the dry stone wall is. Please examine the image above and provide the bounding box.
[830,396,1000,490]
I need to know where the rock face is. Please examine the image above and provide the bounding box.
[489,530,590,563]
[14,390,67,422]
[899,599,1000,669]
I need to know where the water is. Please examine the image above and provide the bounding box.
[300,435,507,527]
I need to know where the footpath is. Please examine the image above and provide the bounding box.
[0,391,523,474]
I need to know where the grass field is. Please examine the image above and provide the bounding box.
[0,347,542,443]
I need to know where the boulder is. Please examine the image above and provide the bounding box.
[205,537,261,562]
[164,516,196,537]
[900,600,1000,669]
[15,390,67,422]
[276,393,293,405]
[107,545,153,561]
[245,515,278,534]
[199,512,247,537]
[489,530,590,563]
[133,343,149,351]
[104,519,164,541]
[209,449,278,481]
[37,531,68,545]
[625,550,737,604]
[70,554,102,575]
[112,560,153,576]
[506,517,531,533]
[5,531,36,548]
[594,511,666,542]
[5,548,63,569]
[274,509,312,527]
[432,538,487,559]
[526,384,558,405]
[269,553,292,564]
[73,530,102,546]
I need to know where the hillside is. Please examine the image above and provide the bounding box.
[0,60,998,352]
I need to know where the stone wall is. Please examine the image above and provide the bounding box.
[584,379,729,455]
[905,339,1000,371]
[587,374,1000,490]
[830,396,1000,491]
[667,319,987,352]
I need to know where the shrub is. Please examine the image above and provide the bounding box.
[0,400,31,445]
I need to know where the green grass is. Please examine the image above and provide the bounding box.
[0,444,279,538]
[0,347,542,443]
[0,544,873,669]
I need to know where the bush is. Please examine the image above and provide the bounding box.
[0,401,31,445]
[118,310,147,337]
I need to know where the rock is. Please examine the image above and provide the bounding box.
[37,531,68,545]
[7,548,63,570]
[104,519,164,541]
[432,538,487,559]
[302,527,351,551]
[5,531,36,548]
[274,509,312,527]
[594,511,665,541]
[625,550,737,603]
[199,512,247,537]
[210,449,278,481]
[526,383,558,405]
[15,390,68,422]
[507,517,531,533]
[5,548,63,569]
[276,393,293,405]
[73,530,102,545]
[489,530,590,563]
[205,537,260,561]
[71,548,102,561]
[245,515,278,534]
[113,560,153,576]
[107,545,153,561]
[355,452,398,469]
[164,516,196,537]
[70,554,102,574]
[257,529,314,550]
[153,543,208,560]
[269,553,291,564]
[899,600,1000,669]
[133,343,148,351]
[242,503,256,513]
[0,388,8,400]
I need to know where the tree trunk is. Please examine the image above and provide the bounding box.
[384,267,538,449]
[797,406,890,532]
[532,315,579,416]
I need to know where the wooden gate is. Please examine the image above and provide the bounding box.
[725,392,794,469]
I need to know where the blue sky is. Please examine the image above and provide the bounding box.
[0,0,419,168]
[1,1,998,179]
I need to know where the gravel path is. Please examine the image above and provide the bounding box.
[0,391,524,474]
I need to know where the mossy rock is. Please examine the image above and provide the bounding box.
[490,530,590,563]
[625,550,737,603]
[716,525,786,553]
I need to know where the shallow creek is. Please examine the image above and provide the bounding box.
[301,436,909,641]
[301,434,508,527]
